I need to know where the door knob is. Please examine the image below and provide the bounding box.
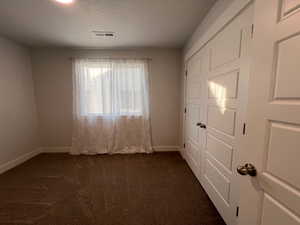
[199,123,206,129]
[237,163,257,177]
[196,122,207,129]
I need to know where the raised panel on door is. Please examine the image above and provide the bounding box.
[186,104,201,145]
[184,141,202,182]
[210,21,242,71]
[208,70,239,100]
[205,159,231,203]
[186,51,202,104]
[274,34,300,99]
[206,134,233,171]
[187,84,201,101]
[201,4,254,225]
[282,0,300,16]
[261,194,300,225]
[207,105,236,136]
[239,0,300,224]
[266,122,300,188]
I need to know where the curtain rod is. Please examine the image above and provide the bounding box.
[69,57,152,61]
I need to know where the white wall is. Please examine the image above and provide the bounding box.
[31,48,182,149]
[0,36,39,169]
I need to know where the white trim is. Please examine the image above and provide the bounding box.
[184,0,253,61]
[179,148,187,160]
[0,146,179,175]
[40,146,71,153]
[153,146,180,152]
[40,146,180,153]
[0,149,41,175]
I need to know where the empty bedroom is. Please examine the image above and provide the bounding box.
[0,0,299,225]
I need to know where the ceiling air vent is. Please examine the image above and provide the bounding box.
[92,31,115,37]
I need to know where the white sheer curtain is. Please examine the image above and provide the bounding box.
[71,58,153,155]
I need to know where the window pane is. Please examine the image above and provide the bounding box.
[80,61,146,116]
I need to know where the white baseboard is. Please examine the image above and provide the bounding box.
[0,149,41,175]
[0,146,181,175]
[40,146,180,153]
[179,148,186,159]
[39,146,71,153]
[153,146,180,152]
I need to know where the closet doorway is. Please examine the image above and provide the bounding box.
[183,3,253,225]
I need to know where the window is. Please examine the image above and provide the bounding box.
[73,59,150,116]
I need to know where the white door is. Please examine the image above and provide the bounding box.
[200,4,253,225]
[238,0,300,225]
[184,50,205,182]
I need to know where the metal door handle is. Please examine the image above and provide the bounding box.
[196,122,207,129]
[200,123,206,129]
[237,163,257,177]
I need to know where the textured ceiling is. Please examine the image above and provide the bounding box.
[0,0,216,48]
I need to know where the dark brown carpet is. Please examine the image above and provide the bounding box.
[0,152,225,225]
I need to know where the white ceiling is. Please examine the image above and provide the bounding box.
[0,0,216,48]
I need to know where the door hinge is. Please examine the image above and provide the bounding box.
[242,123,246,135]
[184,107,187,113]
[251,24,254,38]
[236,206,240,217]
[183,143,186,148]
[185,70,188,77]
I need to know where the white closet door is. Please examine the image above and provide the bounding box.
[238,0,300,225]
[184,50,206,182]
[200,4,253,225]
